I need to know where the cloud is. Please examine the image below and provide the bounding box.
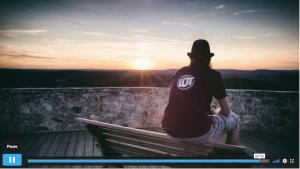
[162,22,192,27]
[213,5,224,10]
[213,37,232,40]
[0,29,47,37]
[187,2,200,5]
[234,36,256,40]
[6,54,54,60]
[234,9,272,15]
[129,27,156,33]
[259,33,280,37]
[43,39,74,43]
[72,31,134,40]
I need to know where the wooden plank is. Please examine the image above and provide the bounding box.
[125,164,139,168]
[42,132,64,168]
[76,117,246,152]
[238,135,274,156]
[239,132,289,156]
[104,132,207,156]
[110,146,147,156]
[84,132,94,168]
[75,118,171,140]
[93,137,103,168]
[27,133,57,168]
[103,129,208,153]
[20,134,41,168]
[245,131,298,155]
[159,165,171,168]
[26,134,49,156]
[98,125,246,153]
[148,165,162,169]
[36,129,85,133]
[72,131,86,168]
[25,133,50,168]
[45,133,64,156]
[51,132,72,168]
[152,127,165,134]
[64,131,79,156]
[61,131,79,168]
[146,128,156,132]
[138,165,150,168]
[77,130,86,142]
[35,133,57,156]
[107,139,178,156]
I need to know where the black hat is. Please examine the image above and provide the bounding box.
[187,39,214,58]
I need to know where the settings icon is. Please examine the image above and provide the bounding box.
[283,158,287,164]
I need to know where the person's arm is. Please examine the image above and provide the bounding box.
[216,97,231,116]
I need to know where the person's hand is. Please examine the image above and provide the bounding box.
[208,104,219,115]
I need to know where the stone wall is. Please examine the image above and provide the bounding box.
[0,88,298,136]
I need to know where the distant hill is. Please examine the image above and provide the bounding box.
[0,69,298,91]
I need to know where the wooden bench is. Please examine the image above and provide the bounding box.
[75,118,249,167]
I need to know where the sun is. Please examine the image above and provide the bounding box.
[134,59,150,70]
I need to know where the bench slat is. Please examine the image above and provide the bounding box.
[75,118,247,153]
[110,146,147,156]
[104,132,207,156]
[76,118,169,139]
[106,139,179,156]
[100,127,246,154]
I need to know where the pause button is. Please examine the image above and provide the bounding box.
[2,154,22,166]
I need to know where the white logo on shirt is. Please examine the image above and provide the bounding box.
[177,75,194,90]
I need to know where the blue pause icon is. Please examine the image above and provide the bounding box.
[272,159,279,163]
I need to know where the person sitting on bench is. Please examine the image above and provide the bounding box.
[161,39,239,145]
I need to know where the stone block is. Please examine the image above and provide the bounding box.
[88,96,98,103]
[136,104,143,112]
[65,114,75,123]
[74,97,86,105]
[71,106,81,113]
[97,103,109,112]
[100,96,111,102]
[126,119,144,128]
[42,103,53,112]
[109,102,122,113]
[260,114,272,126]
[36,126,49,131]
[245,98,252,105]
[104,113,116,119]
[242,115,257,124]
[113,119,125,126]
[31,113,45,125]
[273,118,287,127]
[90,115,101,121]
[52,114,65,122]
[19,105,30,114]
[262,98,275,106]
[134,96,142,101]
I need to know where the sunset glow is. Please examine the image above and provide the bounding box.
[0,0,298,70]
[134,59,150,70]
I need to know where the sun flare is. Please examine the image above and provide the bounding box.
[134,59,150,70]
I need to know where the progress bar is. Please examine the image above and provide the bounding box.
[27,159,269,163]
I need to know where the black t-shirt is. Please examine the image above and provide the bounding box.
[162,65,227,138]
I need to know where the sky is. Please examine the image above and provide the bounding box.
[0,0,298,70]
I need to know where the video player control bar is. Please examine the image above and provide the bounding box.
[27,159,270,163]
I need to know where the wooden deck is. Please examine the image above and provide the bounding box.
[0,128,298,168]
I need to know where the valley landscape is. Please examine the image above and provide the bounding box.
[0,69,298,91]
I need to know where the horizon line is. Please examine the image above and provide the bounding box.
[0,68,299,71]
